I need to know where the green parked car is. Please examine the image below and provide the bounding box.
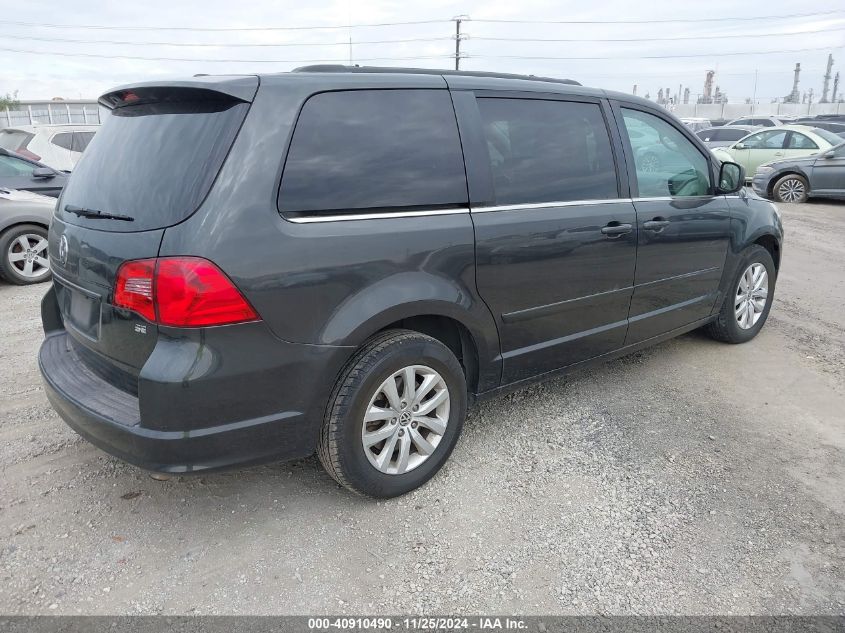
[712,125,842,179]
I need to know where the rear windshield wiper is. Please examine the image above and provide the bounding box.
[64,204,134,222]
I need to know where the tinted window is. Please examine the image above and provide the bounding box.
[59,97,248,232]
[622,108,711,198]
[786,133,818,150]
[51,133,74,150]
[71,131,95,152]
[0,154,35,176]
[476,98,617,204]
[732,118,752,126]
[278,90,466,214]
[0,130,33,151]
[695,130,710,140]
[743,130,787,149]
[722,129,749,141]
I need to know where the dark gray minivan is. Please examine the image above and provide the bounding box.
[39,67,783,497]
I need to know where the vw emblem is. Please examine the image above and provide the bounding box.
[58,234,69,266]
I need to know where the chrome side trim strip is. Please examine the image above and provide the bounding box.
[632,195,715,202]
[286,207,470,223]
[471,198,627,213]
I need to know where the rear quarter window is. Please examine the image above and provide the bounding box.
[51,133,74,150]
[278,90,467,216]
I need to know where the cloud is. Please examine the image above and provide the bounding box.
[1,0,842,102]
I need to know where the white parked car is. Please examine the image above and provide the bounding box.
[0,124,98,171]
[725,115,798,128]
[680,117,712,132]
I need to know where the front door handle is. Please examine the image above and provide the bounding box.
[643,219,670,231]
[601,222,633,237]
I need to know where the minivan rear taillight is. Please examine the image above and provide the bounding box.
[114,257,259,327]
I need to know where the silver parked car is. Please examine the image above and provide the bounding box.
[696,125,758,148]
[751,141,845,203]
[0,188,53,284]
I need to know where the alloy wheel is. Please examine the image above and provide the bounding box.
[777,178,805,202]
[7,234,50,280]
[735,263,768,330]
[361,364,450,475]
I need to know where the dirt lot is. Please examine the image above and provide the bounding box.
[0,200,843,615]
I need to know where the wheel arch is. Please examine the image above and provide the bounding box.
[376,314,483,396]
[768,169,810,199]
[753,233,781,271]
[0,218,50,236]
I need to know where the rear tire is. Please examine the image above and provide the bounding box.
[0,224,51,285]
[705,245,776,344]
[772,174,808,203]
[318,329,467,498]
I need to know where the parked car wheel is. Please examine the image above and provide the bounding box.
[772,174,809,203]
[705,245,775,344]
[0,224,51,285]
[318,329,467,498]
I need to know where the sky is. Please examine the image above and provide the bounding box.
[1,0,844,103]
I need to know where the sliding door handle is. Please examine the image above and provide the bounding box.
[643,219,670,231]
[601,222,633,237]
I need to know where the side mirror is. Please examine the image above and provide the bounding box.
[822,149,836,158]
[32,167,56,179]
[717,161,744,194]
[734,143,746,150]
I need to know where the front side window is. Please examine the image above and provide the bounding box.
[622,108,711,197]
[278,90,467,214]
[476,98,617,205]
[787,133,819,150]
[741,130,787,149]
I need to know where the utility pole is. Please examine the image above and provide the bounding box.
[453,15,469,70]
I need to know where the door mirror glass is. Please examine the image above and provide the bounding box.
[718,161,744,194]
[32,167,56,179]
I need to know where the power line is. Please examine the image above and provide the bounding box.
[0,46,453,63]
[0,32,454,47]
[1,10,842,32]
[470,45,844,61]
[470,9,845,24]
[4,25,842,48]
[0,43,838,64]
[472,26,845,43]
[0,18,450,32]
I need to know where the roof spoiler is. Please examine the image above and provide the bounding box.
[99,76,259,110]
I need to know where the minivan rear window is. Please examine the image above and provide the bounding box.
[278,90,467,216]
[58,96,248,232]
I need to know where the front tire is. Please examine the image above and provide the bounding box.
[318,329,467,498]
[773,174,808,203]
[705,245,776,344]
[0,224,51,285]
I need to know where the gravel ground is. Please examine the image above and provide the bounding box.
[0,200,843,615]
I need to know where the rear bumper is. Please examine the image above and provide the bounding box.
[39,331,350,473]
